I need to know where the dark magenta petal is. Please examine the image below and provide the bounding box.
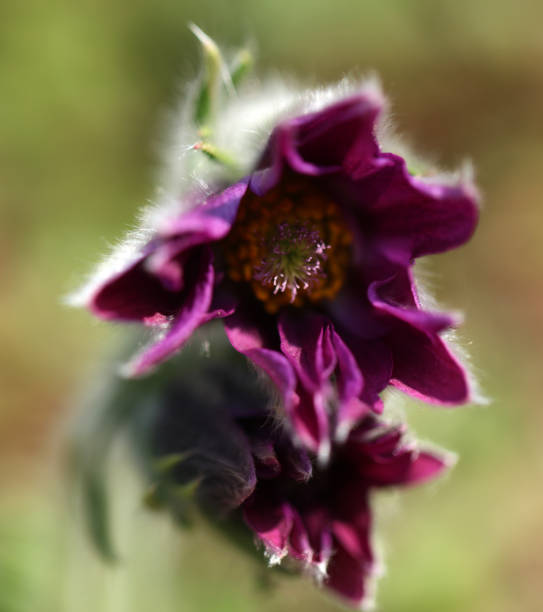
[89,180,248,322]
[200,287,238,324]
[290,388,331,457]
[288,509,313,562]
[243,494,293,558]
[325,545,371,607]
[145,236,204,292]
[332,479,372,553]
[344,419,449,487]
[328,327,369,439]
[285,94,385,178]
[359,449,447,487]
[329,327,363,403]
[125,248,215,376]
[352,423,405,456]
[403,451,448,484]
[328,287,390,341]
[278,311,337,456]
[343,336,394,411]
[372,154,479,258]
[89,255,182,322]
[368,277,459,334]
[251,439,281,479]
[389,324,471,404]
[224,310,298,411]
[278,311,336,393]
[252,93,386,193]
[159,179,249,239]
[300,507,333,567]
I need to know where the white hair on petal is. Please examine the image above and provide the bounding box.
[65,224,153,308]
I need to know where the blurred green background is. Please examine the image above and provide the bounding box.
[2,1,543,610]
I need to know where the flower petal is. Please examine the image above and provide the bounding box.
[288,94,385,178]
[325,544,371,607]
[328,327,370,439]
[89,255,182,322]
[224,309,298,411]
[252,92,387,194]
[389,324,471,405]
[291,388,331,458]
[278,311,338,456]
[288,509,313,563]
[403,450,449,485]
[368,276,459,335]
[125,247,215,376]
[372,155,479,258]
[301,507,333,568]
[278,311,336,393]
[159,179,249,239]
[243,491,293,560]
[343,336,394,412]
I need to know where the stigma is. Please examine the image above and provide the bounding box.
[224,177,352,313]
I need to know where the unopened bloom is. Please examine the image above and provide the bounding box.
[149,353,448,608]
[79,84,478,456]
[242,414,447,607]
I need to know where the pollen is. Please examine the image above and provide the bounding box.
[224,176,352,313]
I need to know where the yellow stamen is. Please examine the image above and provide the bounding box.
[223,175,352,312]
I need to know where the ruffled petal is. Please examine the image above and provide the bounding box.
[402,450,449,485]
[278,311,337,456]
[389,323,471,405]
[224,309,298,411]
[372,154,479,259]
[124,247,215,376]
[285,94,385,178]
[325,544,371,607]
[243,491,293,560]
[288,508,313,563]
[368,276,459,335]
[291,388,331,458]
[159,179,249,239]
[358,447,447,487]
[328,327,369,440]
[343,336,394,412]
[251,93,387,193]
[278,311,336,392]
[300,507,333,568]
[89,255,182,322]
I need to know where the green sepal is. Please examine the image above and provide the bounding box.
[194,141,240,171]
[230,48,253,89]
[189,24,224,130]
[80,464,118,562]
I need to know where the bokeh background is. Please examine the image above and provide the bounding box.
[2,1,543,611]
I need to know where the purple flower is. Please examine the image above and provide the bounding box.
[148,353,449,608]
[83,88,478,456]
[241,414,448,607]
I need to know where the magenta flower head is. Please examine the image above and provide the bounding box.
[242,415,448,608]
[73,33,479,458]
[143,336,450,609]
[140,342,451,607]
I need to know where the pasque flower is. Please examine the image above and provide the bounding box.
[78,75,478,456]
[149,346,449,608]
[242,414,447,608]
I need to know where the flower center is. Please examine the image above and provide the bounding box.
[224,177,352,313]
